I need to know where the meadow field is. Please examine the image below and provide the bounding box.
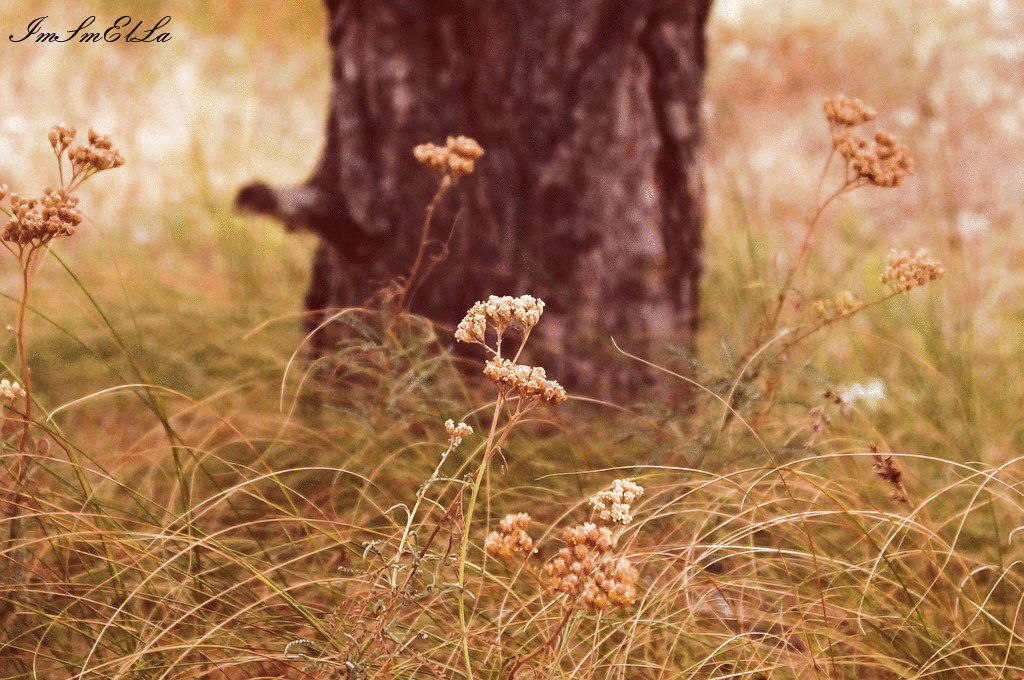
[1,0,1023,677]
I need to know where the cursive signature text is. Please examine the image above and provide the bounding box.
[9,16,172,43]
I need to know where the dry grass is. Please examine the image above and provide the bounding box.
[2,0,1024,678]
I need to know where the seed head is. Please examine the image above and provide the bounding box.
[807,405,831,443]
[871,452,909,504]
[413,143,449,170]
[543,522,638,611]
[413,135,484,178]
[824,95,877,128]
[48,124,77,154]
[3,188,83,245]
[812,290,863,321]
[834,130,914,187]
[484,512,533,559]
[881,248,945,293]
[446,135,484,160]
[68,129,125,175]
[483,357,567,405]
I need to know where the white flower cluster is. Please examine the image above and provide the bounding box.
[455,294,545,345]
[483,357,566,405]
[444,419,473,448]
[0,379,26,402]
[589,479,644,525]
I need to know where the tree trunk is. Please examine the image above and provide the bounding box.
[237,0,713,389]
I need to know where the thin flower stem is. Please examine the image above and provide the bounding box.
[16,247,35,453]
[455,391,527,679]
[391,439,457,590]
[396,174,452,312]
[780,291,900,352]
[457,392,504,680]
[0,246,38,627]
[763,181,855,341]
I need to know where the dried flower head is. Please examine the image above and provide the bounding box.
[455,294,545,346]
[444,419,473,448]
[68,128,125,177]
[413,143,448,170]
[484,512,533,559]
[589,479,644,525]
[871,451,909,504]
[483,357,567,405]
[48,124,77,154]
[834,130,914,187]
[413,134,485,178]
[544,522,638,611]
[812,291,863,321]
[881,248,946,293]
[824,95,877,128]
[2,126,123,250]
[0,379,26,402]
[2,188,83,246]
[806,405,831,448]
[446,135,485,160]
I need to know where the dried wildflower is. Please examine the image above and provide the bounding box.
[447,155,475,178]
[67,128,125,177]
[834,130,914,188]
[444,419,473,448]
[47,124,77,154]
[0,379,26,402]
[812,291,863,321]
[413,134,485,179]
[881,248,946,293]
[484,512,533,559]
[871,451,909,504]
[581,557,639,612]
[589,479,644,525]
[455,306,487,345]
[824,95,877,128]
[455,294,545,346]
[413,143,448,170]
[0,184,8,202]
[2,188,83,246]
[857,132,913,187]
[483,357,567,405]
[447,135,484,160]
[544,522,638,611]
[806,405,831,448]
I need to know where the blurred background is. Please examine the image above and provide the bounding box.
[0,0,1022,464]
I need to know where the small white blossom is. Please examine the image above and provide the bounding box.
[0,379,26,402]
[444,419,473,448]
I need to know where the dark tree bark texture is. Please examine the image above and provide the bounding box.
[237,0,713,387]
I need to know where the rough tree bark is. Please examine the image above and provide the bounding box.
[237,0,713,389]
